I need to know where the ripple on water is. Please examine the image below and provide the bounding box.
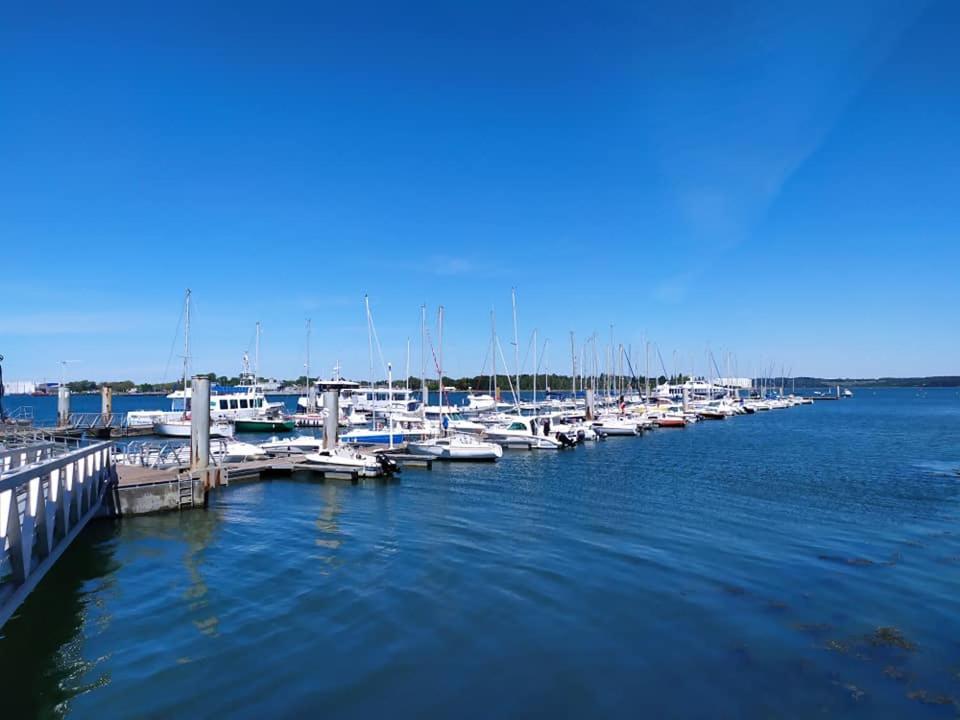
[2,389,960,718]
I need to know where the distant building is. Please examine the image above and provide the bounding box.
[715,377,753,389]
[3,380,37,395]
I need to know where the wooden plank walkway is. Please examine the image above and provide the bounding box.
[115,451,428,489]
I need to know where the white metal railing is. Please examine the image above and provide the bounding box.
[0,443,60,474]
[66,412,127,430]
[0,441,115,628]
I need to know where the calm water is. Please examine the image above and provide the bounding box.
[2,389,959,718]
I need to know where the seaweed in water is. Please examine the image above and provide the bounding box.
[832,681,866,702]
[720,583,747,596]
[792,622,834,636]
[907,689,955,706]
[867,627,917,651]
[883,665,910,682]
[818,554,875,566]
[824,639,851,655]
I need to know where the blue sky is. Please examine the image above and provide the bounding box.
[2,0,958,383]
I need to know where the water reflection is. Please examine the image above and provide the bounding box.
[315,483,345,564]
[0,521,121,719]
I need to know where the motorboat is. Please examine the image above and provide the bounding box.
[592,415,641,436]
[259,435,324,456]
[484,418,565,450]
[153,418,234,438]
[302,446,397,477]
[234,416,296,433]
[463,393,497,413]
[215,441,268,463]
[407,433,503,461]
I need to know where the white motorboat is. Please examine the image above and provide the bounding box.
[484,418,565,450]
[303,446,396,477]
[259,435,324,456]
[153,418,234,438]
[407,433,503,461]
[592,415,641,436]
[215,441,267,463]
[463,393,497,413]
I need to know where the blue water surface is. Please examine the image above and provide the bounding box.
[1,388,959,718]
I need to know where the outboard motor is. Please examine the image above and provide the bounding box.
[555,431,576,448]
[376,454,400,475]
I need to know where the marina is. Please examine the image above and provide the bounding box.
[1,387,957,718]
[4,1,960,716]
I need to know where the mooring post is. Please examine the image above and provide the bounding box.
[190,376,211,488]
[307,384,317,414]
[682,385,689,412]
[323,389,339,450]
[57,386,71,427]
[585,388,595,420]
[101,384,112,419]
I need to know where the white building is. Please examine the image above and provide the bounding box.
[714,377,753,389]
[3,380,36,395]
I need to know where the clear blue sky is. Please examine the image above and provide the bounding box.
[2,0,958,383]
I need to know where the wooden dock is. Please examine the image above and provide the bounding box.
[114,451,430,514]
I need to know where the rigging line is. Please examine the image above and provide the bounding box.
[495,336,521,412]
[423,325,443,379]
[477,339,491,380]
[519,330,535,378]
[364,296,389,381]
[161,295,187,385]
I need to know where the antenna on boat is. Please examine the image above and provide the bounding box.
[254,321,261,386]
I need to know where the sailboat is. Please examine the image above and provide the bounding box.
[406,305,504,461]
[152,290,234,438]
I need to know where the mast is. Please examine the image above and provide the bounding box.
[405,337,410,392]
[532,328,537,415]
[511,288,520,407]
[420,305,428,410]
[306,318,313,412]
[183,289,191,410]
[438,305,445,432]
[365,294,374,391]
[491,310,497,399]
[569,331,576,397]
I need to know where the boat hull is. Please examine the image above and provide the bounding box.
[153,420,234,438]
[235,419,296,433]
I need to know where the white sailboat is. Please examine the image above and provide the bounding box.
[151,290,235,439]
[406,306,503,461]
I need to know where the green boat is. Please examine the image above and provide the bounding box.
[234,417,296,433]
